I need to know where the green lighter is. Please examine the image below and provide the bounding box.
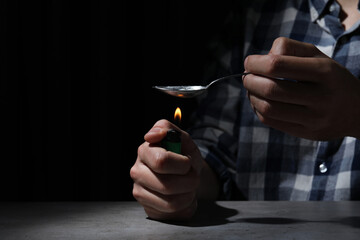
[161,129,182,154]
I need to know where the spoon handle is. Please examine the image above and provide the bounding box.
[207,72,250,88]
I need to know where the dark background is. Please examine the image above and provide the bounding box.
[1,0,237,200]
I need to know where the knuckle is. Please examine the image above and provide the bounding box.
[313,58,337,82]
[274,36,288,46]
[267,54,283,75]
[132,183,142,200]
[137,143,145,157]
[153,151,168,171]
[179,157,192,174]
[263,81,278,99]
[315,59,331,77]
[244,55,251,71]
[258,100,273,117]
[129,165,138,181]
[322,60,337,78]
[271,37,292,55]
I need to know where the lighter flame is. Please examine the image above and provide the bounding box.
[174,107,182,123]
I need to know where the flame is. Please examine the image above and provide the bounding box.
[174,107,182,124]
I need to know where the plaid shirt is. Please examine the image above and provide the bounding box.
[189,0,360,200]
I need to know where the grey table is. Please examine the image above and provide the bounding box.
[0,201,359,240]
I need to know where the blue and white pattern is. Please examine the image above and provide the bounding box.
[189,0,360,200]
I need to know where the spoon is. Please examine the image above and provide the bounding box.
[153,72,250,98]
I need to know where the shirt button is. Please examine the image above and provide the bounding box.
[319,162,328,173]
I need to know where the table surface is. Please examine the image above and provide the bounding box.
[0,201,359,240]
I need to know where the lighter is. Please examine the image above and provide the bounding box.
[161,129,182,154]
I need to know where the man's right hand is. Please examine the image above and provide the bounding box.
[130,120,205,220]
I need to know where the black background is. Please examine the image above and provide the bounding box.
[1,0,235,200]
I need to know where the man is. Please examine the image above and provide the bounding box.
[130,0,360,220]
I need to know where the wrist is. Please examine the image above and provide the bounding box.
[196,160,219,200]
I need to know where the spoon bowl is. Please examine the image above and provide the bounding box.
[153,73,249,98]
[153,85,207,98]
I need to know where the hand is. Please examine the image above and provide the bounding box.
[243,37,360,140]
[130,120,205,220]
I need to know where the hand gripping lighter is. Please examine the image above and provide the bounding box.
[161,129,182,154]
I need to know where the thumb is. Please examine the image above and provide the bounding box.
[144,119,177,143]
[145,119,198,156]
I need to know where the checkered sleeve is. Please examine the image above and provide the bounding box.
[189,78,244,200]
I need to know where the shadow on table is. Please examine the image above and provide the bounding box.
[157,201,360,229]
[336,216,360,228]
[236,217,307,225]
[235,216,360,228]
[154,200,360,229]
[157,201,239,227]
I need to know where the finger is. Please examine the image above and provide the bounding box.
[131,160,199,195]
[145,119,186,144]
[133,183,196,214]
[144,119,175,143]
[248,92,313,126]
[269,37,326,57]
[243,73,318,105]
[254,110,330,140]
[244,54,332,83]
[138,142,192,175]
[254,110,310,138]
[143,198,197,221]
[144,127,167,144]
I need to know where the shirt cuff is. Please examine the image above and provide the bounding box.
[196,144,239,200]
